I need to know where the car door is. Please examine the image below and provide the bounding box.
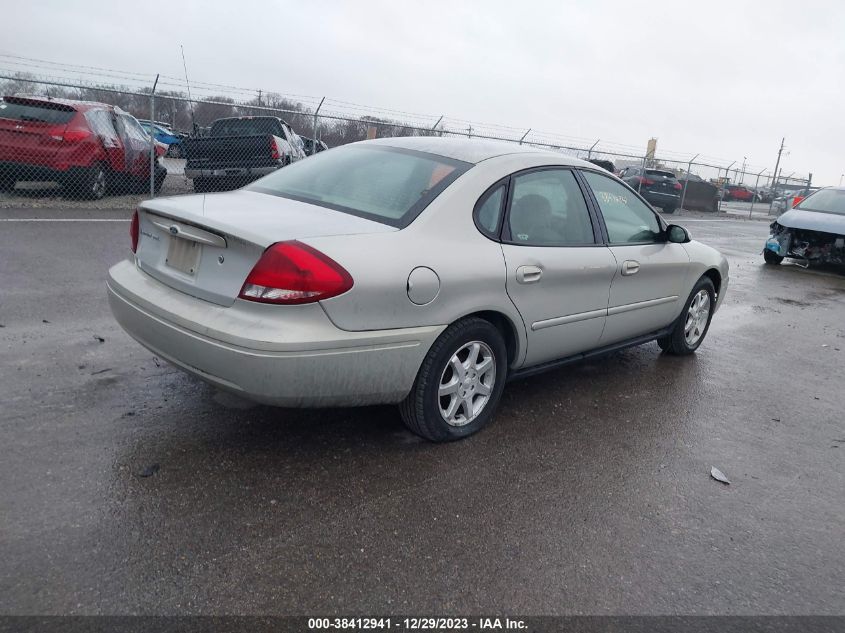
[580,169,690,345]
[497,167,618,366]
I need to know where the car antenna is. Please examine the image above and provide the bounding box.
[181,44,196,133]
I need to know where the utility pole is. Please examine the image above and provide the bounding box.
[771,137,785,188]
[257,90,262,106]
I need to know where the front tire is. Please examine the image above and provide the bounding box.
[399,317,507,442]
[657,277,716,355]
[763,249,783,265]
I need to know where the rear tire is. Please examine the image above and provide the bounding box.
[663,205,676,214]
[764,249,783,265]
[399,317,508,442]
[657,277,716,355]
[77,163,108,200]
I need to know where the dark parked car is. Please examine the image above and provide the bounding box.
[587,158,615,173]
[0,96,167,199]
[618,166,682,213]
[181,116,306,192]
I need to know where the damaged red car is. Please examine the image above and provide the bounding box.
[0,96,167,199]
[764,187,845,268]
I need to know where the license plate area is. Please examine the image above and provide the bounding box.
[165,237,202,276]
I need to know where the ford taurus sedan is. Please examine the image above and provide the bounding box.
[107,137,729,442]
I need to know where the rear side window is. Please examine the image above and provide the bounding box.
[0,99,75,125]
[582,171,662,244]
[249,145,470,227]
[506,169,595,245]
[475,184,506,237]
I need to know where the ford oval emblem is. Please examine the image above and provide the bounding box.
[169,226,178,235]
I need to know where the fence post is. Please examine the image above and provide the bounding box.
[149,74,159,198]
[749,168,767,218]
[519,128,531,145]
[312,96,325,156]
[587,139,599,159]
[431,115,443,137]
[678,153,699,214]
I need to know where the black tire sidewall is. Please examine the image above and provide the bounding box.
[671,277,716,353]
[415,320,508,442]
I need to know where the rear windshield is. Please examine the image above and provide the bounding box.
[0,98,75,125]
[210,118,283,137]
[796,188,845,216]
[646,169,676,179]
[249,145,471,227]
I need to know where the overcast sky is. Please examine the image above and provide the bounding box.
[2,0,843,184]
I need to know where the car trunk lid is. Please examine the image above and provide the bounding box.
[135,189,396,307]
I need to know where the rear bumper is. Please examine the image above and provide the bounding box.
[0,161,71,181]
[184,165,279,179]
[106,260,444,407]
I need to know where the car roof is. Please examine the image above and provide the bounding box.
[363,136,593,166]
[4,94,121,113]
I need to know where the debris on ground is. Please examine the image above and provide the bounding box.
[91,368,112,375]
[42,319,50,324]
[93,335,105,343]
[138,464,160,478]
[710,466,731,485]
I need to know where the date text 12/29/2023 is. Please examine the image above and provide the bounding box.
[308,617,528,630]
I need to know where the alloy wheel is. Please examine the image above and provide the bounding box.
[684,289,711,346]
[438,341,496,427]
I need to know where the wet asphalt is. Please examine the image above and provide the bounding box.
[0,208,843,615]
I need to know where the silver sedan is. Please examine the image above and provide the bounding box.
[108,137,729,441]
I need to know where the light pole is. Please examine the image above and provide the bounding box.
[740,157,747,185]
[840,174,843,186]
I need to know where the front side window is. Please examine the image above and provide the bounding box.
[249,145,471,227]
[582,170,662,244]
[506,169,595,246]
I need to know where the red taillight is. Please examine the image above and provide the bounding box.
[269,137,280,160]
[238,241,353,305]
[638,177,655,186]
[674,182,683,190]
[130,210,139,253]
[62,127,92,143]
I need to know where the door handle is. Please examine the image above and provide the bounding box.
[621,260,640,276]
[516,265,543,284]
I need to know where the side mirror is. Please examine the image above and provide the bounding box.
[666,224,691,243]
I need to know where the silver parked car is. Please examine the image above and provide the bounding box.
[108,137,729,442]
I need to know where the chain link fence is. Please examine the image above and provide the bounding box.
[0,70,813,214]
